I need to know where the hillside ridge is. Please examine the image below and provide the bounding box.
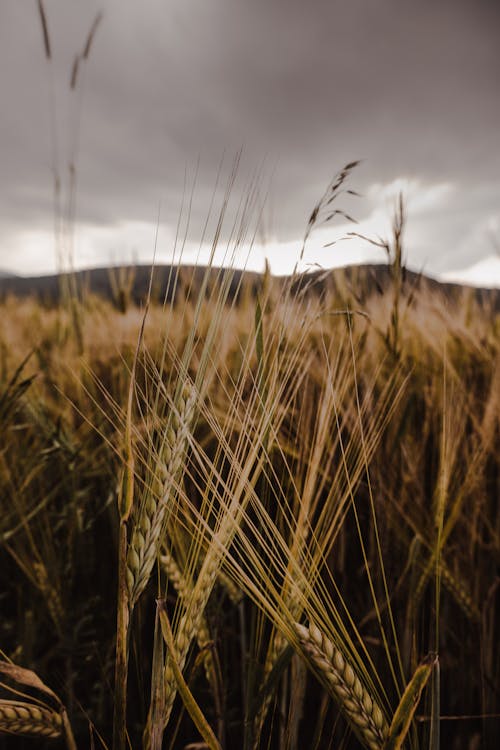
[0,263,499,309]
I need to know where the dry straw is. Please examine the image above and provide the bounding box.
[162,538,230,723]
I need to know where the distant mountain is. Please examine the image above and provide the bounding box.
[0,265,257,306]
[441,255,500,289]
[0,264,499,311]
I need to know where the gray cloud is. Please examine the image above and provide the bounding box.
[1,0,499,274]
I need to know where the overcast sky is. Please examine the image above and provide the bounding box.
[1,0,499,283]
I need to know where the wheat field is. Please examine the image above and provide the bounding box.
[0,240,499,750]
[1,3,498,748]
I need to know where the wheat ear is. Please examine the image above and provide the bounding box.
[0,699,62,739]
[162,493,248,727]
[161,549,215,686]
[440,561,480,622]
[162,549,222,723]
[295,622,389,750]
[217,569,243,605]
[126,382,196,607]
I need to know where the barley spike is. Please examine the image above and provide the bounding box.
[295,621,389,750]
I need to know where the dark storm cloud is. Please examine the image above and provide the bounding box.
[1,0,499,273]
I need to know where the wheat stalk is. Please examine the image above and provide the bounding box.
[294,621,388,750]
[162,548,223,722]
[161,456,259,727]
[114,378,197,750]
[0,699,62,739]
[142,545,226,748]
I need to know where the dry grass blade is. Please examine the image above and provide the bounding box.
[158,601,222,750]
[36,0,51,60]
[0,661,59,704]
[298,161,361,263]
[82,12,103,60]
[70,56,80,90]
[385,653,438,750]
